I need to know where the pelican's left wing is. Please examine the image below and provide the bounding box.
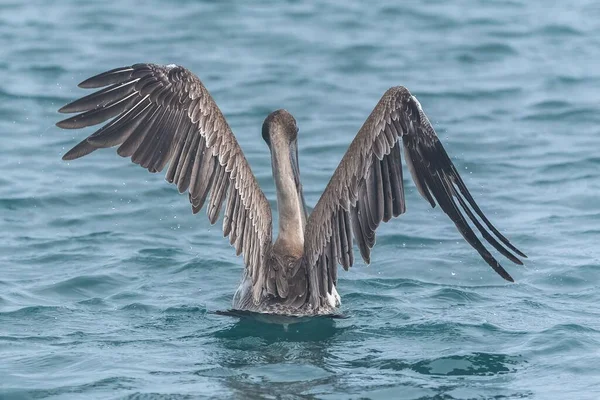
[57,64,272,303]
[303,86,525,307]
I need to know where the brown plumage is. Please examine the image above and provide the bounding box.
[303,87,526,310]
[57,63,526,316]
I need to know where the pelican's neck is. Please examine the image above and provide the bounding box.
[271,140,306,258]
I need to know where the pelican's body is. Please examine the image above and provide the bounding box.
[57,63,526,316]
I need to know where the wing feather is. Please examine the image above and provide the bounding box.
[57,64,273,304]
[303,86,525,307]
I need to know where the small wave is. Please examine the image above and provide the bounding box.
[120,302,158,312]
[77,297,115,309]
[14,376,141,399]
[410,352,521,376]
[537,157,600,174]
[428,287,488,303]
[377,233,442,247]
[530,99,573,110]
[172,258,233,274]
[457,43,518,64]
[521,107,600,123]
[537,24,582,37]
[0,87,67,104]
[163,305,207,314]
[417,87,521,101]
[378,5,458,29]
[123,393,197,400]
[137,247,185,259]
[352,277,430,290]
[348,352,521,376]
[26,64,69,75]
[0,334,61,343]
[540,323,600,335]
[35,273,128,300]
[0,305,72,318]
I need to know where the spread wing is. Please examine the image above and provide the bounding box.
[57,64,272,302]
[303,86,526,306]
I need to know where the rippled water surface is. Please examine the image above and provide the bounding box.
[2,0,600,398]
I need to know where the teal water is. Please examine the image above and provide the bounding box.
[1,0,600,398]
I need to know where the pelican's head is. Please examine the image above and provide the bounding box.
[262,109,301,189]
[261,109,298,148]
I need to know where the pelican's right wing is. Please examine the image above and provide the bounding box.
[303,86,525,307]
[57,64,272,303]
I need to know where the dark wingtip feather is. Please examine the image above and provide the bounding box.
[451,184,524,266]
[78,67,134,89]
[499,266,515,282]
[56,117,79,129]
[62,139,97,160]
[514,258,524,266]
[58,104,74,114]
[512,247,527,259]
[486,255,515,282]
[58,99,90,114]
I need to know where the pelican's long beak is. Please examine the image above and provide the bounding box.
[290,140,308,222]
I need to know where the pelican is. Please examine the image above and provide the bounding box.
[57,63,526,316]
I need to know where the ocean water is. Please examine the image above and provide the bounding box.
[1,0,600,398]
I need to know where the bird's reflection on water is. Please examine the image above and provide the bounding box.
[212,309,349,342]
[198,311,351,397]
